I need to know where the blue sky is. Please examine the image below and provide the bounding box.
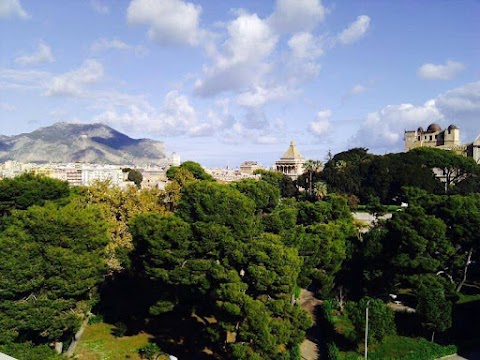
[0,0,479,167]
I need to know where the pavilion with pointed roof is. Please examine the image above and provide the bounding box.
[275,140,306,179]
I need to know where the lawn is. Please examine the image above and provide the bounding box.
[74,322,167,360]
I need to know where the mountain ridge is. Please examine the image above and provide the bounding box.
[0,122,167,165]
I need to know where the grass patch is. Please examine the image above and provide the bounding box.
[74,322,166,360]
[340,335,456,360]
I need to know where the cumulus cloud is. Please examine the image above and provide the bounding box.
[309,109,331,137]
[338,15,371,44]
[93,90,211,136]
[351,81,480,152]
[288,32,323,59]
[15,42,55,66]
[417,60,465,80]
[236,85,289,108]
[268,0,327,33]
[127,0,202,46]
[90,0,109,14]
[0,0,29,19]
[45,59,103,96]
[194,12,277,96]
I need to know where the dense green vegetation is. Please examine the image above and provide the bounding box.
[0,147,479,359]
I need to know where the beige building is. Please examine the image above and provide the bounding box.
[240,161,263,175]
[275,141,305,179]
[404,123,480,163]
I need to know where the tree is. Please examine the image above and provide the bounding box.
[416,277,452,342]
[231,179,280,214]
[125,168,143,189]
[347,297,396,344]
[410,147,477,192]
[166,161,214,181]
[0,201,108,346]
[0,173,70,216]
[177,181,258,240]
[254,169,298,198]
[77,180,166,271]
[302,160,323,197]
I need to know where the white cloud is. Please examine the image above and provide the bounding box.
[338,15,371,45]
[352,81,480,153]
[91,38,129,52]
[309,109,331,136]
[350,84,367,95]
[0,0,29,19]
[194,12,278,96]
[288,32,323,60]
[90,38,147,56]
[15,41,55,66]
[45,59,104,96]
[417,60,465,80]
[127,0,202,46]
[268,0,327,33]
[352,101,441,151]
[93,90,208,136]
[236,85,289,108]
[91,0,109,14]
[0,68,50,90]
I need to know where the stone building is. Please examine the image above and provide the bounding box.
[275,140,305,179]
[404,123,480,163]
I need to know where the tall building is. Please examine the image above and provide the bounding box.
[404,123,480,163]
[275,140,305,179]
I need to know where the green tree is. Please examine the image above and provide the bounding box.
[166,161,214,181]
[416,277,452,342]
[231,179,280,214]
[0,173,70,216]
[123,168,143,189]
[0,201,108,345]
[347,297,396,344]
[178,181,258,240]
[254,169,298,198]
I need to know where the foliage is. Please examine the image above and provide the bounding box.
[254,169,298,198]
[0,201,108,344]
[138,343,164,360]
[366,335,457,360]
[0,173,70,216]
[123,168,143,189]
[0,341,61,360]
[166,160,214,181]
[231,178,280,214]
[77,180,165,270]
[346,298,396,344]
[177,180,258,240]
[415,278,452,337]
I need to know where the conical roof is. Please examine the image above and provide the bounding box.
[281,140,304,160]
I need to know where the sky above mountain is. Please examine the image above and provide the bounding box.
[1,0,479,167]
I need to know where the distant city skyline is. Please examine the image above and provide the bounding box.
[1,0,479,167]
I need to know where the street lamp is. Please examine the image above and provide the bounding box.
[365,299,371,360]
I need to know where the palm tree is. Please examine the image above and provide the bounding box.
[313,180,328,200]
[303,159,323,196]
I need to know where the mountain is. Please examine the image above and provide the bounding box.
[0,122,167,165]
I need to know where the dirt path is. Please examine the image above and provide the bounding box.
[299,289,322,360]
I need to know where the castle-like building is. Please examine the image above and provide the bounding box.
[275,141,306,179]
[404,123,480,163]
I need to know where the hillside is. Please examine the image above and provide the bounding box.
[0,122,166,165]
